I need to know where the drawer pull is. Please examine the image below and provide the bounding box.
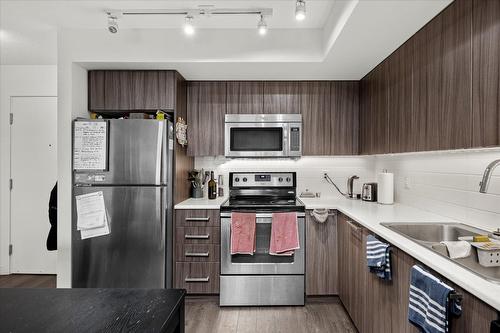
[346,220,362,232]
[185,252,210,257]
[185,234,210,239]
[185,217,210,222]
[185,276,210,283]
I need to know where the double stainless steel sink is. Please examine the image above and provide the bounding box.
[381,222,500,283]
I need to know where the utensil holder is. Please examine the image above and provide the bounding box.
[191,187,203,198]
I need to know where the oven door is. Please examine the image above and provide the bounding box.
[220,212,305,275]
[224,122,289,158]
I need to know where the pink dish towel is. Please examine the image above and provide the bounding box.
[231,212,256,255]
[269,212,299,256]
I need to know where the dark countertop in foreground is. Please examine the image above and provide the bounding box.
[0,288,185,333]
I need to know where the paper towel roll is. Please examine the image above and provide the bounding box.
[377,171,394,205]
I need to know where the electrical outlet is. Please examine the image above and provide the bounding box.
[404,177,411,189]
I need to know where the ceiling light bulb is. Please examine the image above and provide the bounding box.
[107,15,118,34]
[295,0,306,21]
[257,15,267,35]
[184,15,195,35]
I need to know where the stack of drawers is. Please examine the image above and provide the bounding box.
[174,209,220,293]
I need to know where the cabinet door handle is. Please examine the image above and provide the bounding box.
[185,276,210,283]
[185,252,209,257]
[346,220,362,232]
[185,234,210,239]
[185,217,210,222]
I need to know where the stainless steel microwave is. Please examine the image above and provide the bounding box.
[224,114,302,158]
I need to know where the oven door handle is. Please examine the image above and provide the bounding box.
[220,212,305,218]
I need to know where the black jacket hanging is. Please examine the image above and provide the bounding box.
[46,183,57,251]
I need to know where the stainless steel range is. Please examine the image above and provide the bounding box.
[220,172,305,306]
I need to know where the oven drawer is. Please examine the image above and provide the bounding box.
[175,244,220,262]
[176,227,220,244]
[175,262,220,294]
[175,209,219,227]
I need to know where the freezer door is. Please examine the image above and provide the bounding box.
[72,186,167,288]
[74,119,171,185]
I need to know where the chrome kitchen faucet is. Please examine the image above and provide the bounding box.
[479,159,500,193]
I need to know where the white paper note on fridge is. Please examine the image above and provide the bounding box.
[76,191,106,230]
[80,210,110,240]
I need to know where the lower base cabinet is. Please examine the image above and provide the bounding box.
[337,213,498,333]
[174,209,220,294]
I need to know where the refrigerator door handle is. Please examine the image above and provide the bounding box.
[160,187,166,249]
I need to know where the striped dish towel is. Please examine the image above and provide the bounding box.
[366,234,392,280]
[408,265,462,333]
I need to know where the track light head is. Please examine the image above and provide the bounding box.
[257,15,267,35]
[184,15,195,35]
[295,0,306,21]
[107,14,118,33]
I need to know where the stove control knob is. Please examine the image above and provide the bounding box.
[286,177,291,182]
[242,177,247,182]
[278,177,283,182]
[235,177,240,182]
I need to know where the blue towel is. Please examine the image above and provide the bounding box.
[408,265,462,333]
[366,234,391,280]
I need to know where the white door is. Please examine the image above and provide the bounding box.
[10,96,57,274]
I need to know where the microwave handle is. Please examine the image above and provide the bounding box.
[283,124,289,156]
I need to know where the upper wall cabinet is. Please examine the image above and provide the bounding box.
[300,81,331,155]
[226,81,263,114]
[360,0,473,154]
[88,70,176,111]
[472,0,500,147]
[187,81,227,156]
[263,81,301,114]
[424,0,472,151]
[360,62,390,155]
[330,81,359,155]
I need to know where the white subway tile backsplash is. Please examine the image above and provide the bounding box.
[376,149,500,231]
[194,156,375,199]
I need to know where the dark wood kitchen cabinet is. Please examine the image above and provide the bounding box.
[337,213,498,333]
[226,81,263,114]
[359,61,390,155]
[305,210,338,295]
[420,0,472,151]
[187,81,227,156]
[88,70,176,111]
[300,81,331,155]
[387,39,426,153]
[360,0,473,154]
[337,213,365,331]
[330,81,359,155]
[174,209,220,294]
[472,0,500,148]
[263,81,301,114]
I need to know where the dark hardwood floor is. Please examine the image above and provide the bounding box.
[185,296,357,333]
[0,274,56,288]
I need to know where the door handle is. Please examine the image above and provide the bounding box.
[185,277,210,283]
[185,234,210,239]
[185,217,210,222]
[185,252,210,257]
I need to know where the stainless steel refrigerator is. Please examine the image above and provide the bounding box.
[72,119,173,288]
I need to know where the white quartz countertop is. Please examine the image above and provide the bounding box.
[175,195,500,310]
[300,197,500,311]
[174,196,227,210]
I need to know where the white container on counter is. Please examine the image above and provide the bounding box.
[377,170,394,205]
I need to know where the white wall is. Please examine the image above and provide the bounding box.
[375,149,500,232]
[195,156,375,199]
[0,65,57,274]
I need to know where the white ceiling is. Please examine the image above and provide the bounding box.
[0,0,453,79]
